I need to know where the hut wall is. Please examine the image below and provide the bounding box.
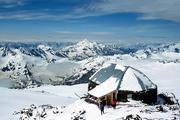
[103,91,117,105]
[106,93,113,105]
[117,91,129,102]
[142,88,157,104]
[117,88,157,104]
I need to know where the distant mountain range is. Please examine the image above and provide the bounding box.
[0,40,179,88]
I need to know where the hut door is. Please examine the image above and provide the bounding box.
[113,92,116,99]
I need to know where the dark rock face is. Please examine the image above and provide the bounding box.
[125,114,142,120]
[64,69,96,85]
[116,88,157,105]
[1,62,16,72]
[13,104,86,120]
[1,47,17,57]
[175,48,179,53]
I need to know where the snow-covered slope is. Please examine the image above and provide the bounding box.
[132,42,180,63]
[0,41,180,120]
[0,84,88,120]
[0,83,179,120]
[9,86,180,120]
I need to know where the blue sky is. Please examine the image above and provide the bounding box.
[0,0,180,44]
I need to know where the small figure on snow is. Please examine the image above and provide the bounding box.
[112,99,117,109]
[99,101,105,115]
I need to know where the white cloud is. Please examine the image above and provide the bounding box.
[59,0,180,22]
[0,0,22,4]
[0,11,58,20]
[90,0,180,22]
[0,0,180,22]
[0,0,25,8]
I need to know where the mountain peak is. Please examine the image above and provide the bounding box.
[76,39,99,48]
[60,40,105,60]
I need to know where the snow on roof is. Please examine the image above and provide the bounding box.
[89,63,125,84]
[115,64,126,71]
[119,67,144,91]
[88,76,119,98]
[130,67,156,90]
[88,64,157,98]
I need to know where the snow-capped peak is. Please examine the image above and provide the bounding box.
[37,44,52,51]
[60,39,105,60]
[76,39,104,48]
